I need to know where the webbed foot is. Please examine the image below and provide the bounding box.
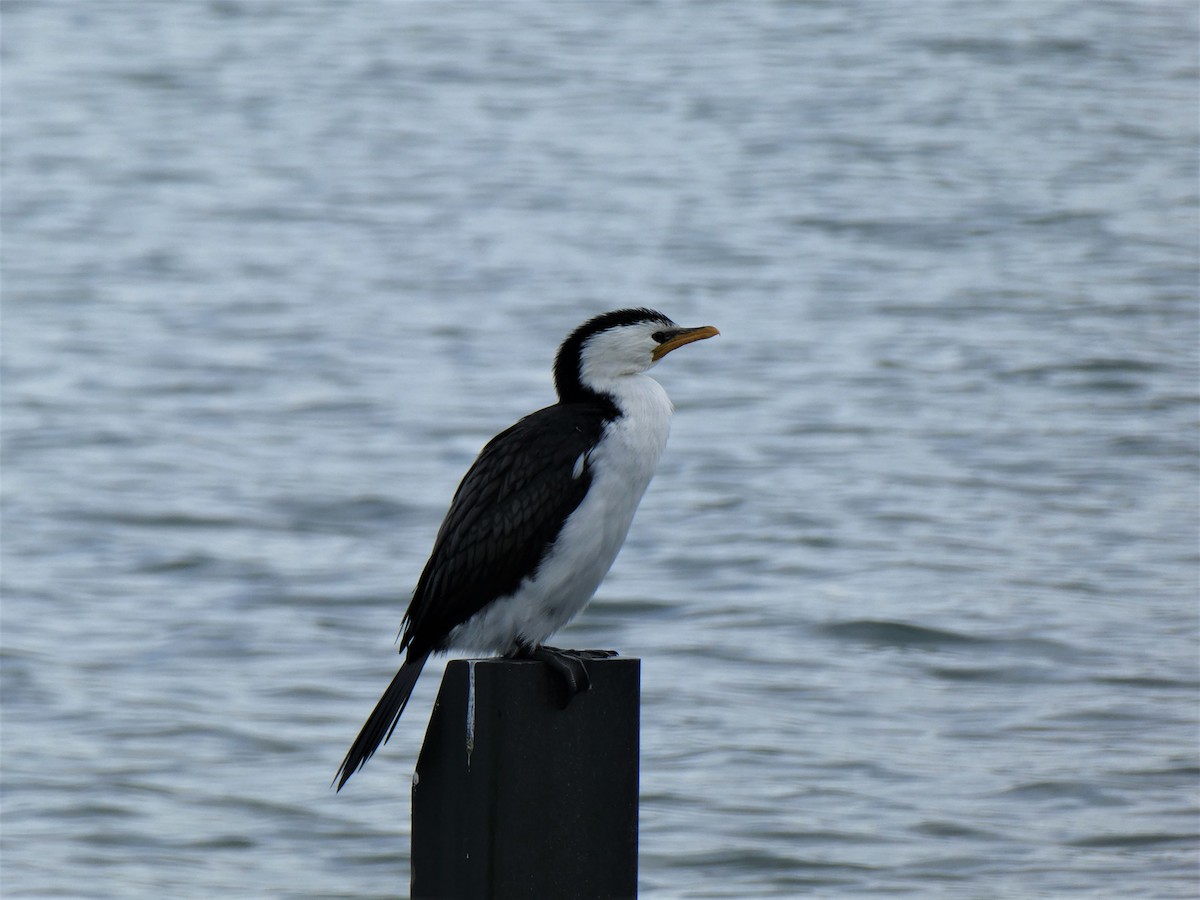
[509,644,618,707]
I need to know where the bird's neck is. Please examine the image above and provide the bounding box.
[585,373,674,514]
[590,372,674,429]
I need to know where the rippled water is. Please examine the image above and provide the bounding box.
[3,2,1198,897]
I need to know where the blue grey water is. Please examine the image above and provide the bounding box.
[2,1,1197,897]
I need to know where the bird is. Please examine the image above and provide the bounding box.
[334,308,718,790]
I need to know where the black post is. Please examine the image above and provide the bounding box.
[411,656,640,900]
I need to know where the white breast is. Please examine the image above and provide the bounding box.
[446,374,674,653]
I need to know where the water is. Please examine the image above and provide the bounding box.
[3,2,1197,897]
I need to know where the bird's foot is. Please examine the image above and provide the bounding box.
[509,644,618,707]
[557,647,619,660]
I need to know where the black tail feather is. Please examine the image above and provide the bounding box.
[334,651,430,791]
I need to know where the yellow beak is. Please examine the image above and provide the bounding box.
[651,325,720,362]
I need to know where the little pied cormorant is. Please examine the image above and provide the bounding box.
[334,308,718,790]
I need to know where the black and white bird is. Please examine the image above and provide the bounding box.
[334,308,718,790]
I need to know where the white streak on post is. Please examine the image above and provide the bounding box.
[465,660,477,767]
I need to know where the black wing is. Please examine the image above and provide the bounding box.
[400,401,613,656]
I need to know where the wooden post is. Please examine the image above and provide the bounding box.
[411,656,640,900]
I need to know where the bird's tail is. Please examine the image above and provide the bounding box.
[334,651,430,791]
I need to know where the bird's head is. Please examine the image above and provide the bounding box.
[554,308,719,402]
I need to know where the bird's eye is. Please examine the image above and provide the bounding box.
[651,331,667,343]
